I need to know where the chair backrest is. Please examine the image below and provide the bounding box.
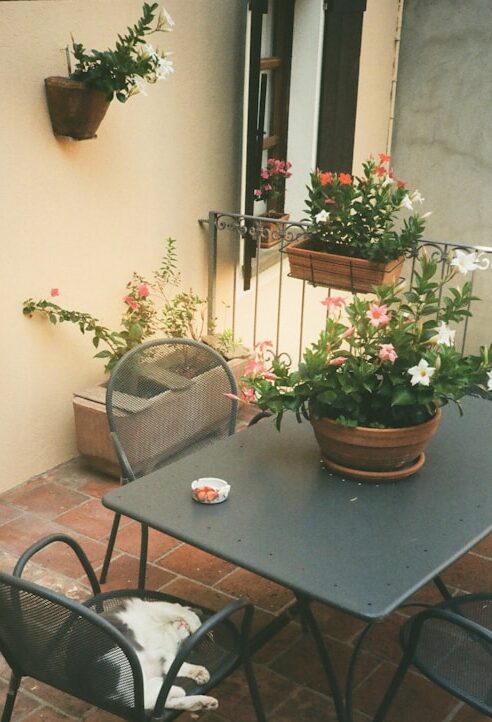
[408,593,492,715]
[0,571,145,721]
[106,338,239,479]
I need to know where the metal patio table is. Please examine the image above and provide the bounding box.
[103,396,492,721]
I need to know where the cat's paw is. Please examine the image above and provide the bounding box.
[201,696,218,710]
[189,665,210,684]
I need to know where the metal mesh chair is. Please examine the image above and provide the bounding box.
[99,338,239,588]
[0,534,266,722]
[373,593,492,721]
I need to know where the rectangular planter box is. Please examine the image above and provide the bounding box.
[284,237,404,293]
[73,356,249,478]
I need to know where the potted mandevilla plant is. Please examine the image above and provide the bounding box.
[45,3,174,140]
[285,154,428,292]
[235,250,492,482]
[254,158,292,249]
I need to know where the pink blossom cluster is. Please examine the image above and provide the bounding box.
[123,283,150,312]
[254,158,292,202]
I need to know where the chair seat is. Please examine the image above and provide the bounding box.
[401,597,492,716]
[84,589,241,721]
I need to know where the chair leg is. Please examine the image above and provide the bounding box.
[433,574,453,601]
[2,673,20,722]
[372,653,413,722]
[100,512,122,584]
[138,523,149,590]
[242,656,267,722]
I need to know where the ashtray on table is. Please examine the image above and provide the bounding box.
[191,478,230,504]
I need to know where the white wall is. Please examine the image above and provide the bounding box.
[0,0,245,491]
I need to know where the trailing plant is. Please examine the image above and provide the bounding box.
[22,238,236,372]
[69,2,174,102]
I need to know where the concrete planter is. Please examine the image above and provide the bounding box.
[73,356,249,478]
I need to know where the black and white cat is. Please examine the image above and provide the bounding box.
[102,598,218,712]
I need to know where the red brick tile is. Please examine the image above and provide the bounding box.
[271,632,379,697]
[98,554,175,591]
[162,577,238,611]
[21,707,75,721]
[111,520,180,560]
[0,679,41,719]
[0,502,22,526]
[0,517,67,557]
[4,482,87,519]
[451,701,491,721]
[359,613,407,664]
[34,535,107,578]
[57,499,116,540]
[311,601,367,642]
[83,709,122,721]
[216,568,294,612]
[157,543,236,584]
[79,476,120,499]
[213,664,294,722]
[471,533,492,560]
[22,679,91,716]
[270,686,337,722]
[352,661,458,721]
[441,552,492,593]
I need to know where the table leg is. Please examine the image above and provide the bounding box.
[295,592,347,722]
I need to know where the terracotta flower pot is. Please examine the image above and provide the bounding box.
[44,77,111,140]
[260,212,290,249]
[285,236,404,292]
[310,409,442,482]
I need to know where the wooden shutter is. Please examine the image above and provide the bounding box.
[317,0,367,173]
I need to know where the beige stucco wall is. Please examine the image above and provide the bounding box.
[0,0,245,491]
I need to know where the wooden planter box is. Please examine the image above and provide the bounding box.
[73,356,249,478]
[285,237,404,293]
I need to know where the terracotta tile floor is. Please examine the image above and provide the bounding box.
[0,414,490,721]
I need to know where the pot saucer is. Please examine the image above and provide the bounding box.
[322,452,425,483]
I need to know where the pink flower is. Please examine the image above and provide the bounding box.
[123,295,139,311]
[137,283,150,298]
[246,360,266,376]
[321,295,346,309]
[224,392,241,402]
[378,343,398,363]
[366,303,391,328]
[379,153,391,164]
[50,288,60,297]
[319,171,332,186]
[255,340,273,351]
[241,386,257,403]
[342,326,355,339]
[339,173,352,185]
[262,371,278,381]
[330,356,347,366]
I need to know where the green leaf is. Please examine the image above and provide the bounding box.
[391,388,416,406]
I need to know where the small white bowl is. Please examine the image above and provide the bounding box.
[191,478,231,504]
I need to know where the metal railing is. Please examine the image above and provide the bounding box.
[202,210,492,362]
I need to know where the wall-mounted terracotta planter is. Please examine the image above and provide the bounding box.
[44,77,111,140]
[284,236,404,293]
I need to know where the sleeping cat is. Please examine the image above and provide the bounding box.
[101,598,219,712]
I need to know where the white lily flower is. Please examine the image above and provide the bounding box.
[382,174,395,187]
[133,75,148,96]
[487,370,492,391]
[157,8,175,31]
[408,359,436,386]
[432,321,455,347]
[451,249,490,275]
[400,195,413,211]
[315,210,330,224]
[156,56,174,79]
[411,190,425,204]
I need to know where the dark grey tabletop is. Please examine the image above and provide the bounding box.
[103,396,492,620]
